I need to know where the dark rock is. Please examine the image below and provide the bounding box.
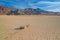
[15,26,25,30]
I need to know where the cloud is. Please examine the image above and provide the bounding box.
[38,1,60,5]
[29,1,60,12]
[29,1,60,7]
[38,1,60,8]
[47,8,60,12]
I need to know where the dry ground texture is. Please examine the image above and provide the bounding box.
[0,15,60,40]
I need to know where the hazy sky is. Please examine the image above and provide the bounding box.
[0,0,60,12]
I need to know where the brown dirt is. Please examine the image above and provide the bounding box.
[0,15,60,40]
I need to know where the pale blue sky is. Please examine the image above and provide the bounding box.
[0,0,60,12]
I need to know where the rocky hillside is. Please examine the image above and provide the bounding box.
[0,6,16,15]
[0,6,60,15]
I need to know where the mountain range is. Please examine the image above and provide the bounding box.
[0,6,60,15]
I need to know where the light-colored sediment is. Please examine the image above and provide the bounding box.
[0,15,60,40]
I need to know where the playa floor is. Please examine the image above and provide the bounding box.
[0,15,60,40]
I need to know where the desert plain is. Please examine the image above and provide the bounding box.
[0,15,60,40]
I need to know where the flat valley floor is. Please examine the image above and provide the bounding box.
[0,15,60,40]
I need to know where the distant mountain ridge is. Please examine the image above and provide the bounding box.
[0,6,60,15]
